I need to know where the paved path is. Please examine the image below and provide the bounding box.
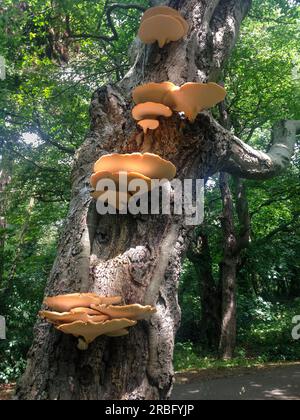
[172,365,300,400]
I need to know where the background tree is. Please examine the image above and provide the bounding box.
[179,0,300,364]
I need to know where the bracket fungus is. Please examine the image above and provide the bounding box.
[139,6,189,48]
[40,293,157,350]
[93,153,176,181]
[137,119,159,134]
[39,310,109,325]
[132,82,226,122]
[132,102,172,121]
[57,319,137,348]
[90,153,177,207]
[91,171,151,190]
[132,102,172,134]
[163,82,227,122]
[91,304,157,321]
[44,293,122,313]
[133,82,177,105]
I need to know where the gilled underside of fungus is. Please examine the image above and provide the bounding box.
[138,6,189,48]
[40,293,157,350]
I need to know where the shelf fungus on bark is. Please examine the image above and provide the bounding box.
[39,310,109,325]
[90,153,176,209]
[163,82,227,122]
[40,293,157,350]
[43,293,122,312]
[91,153,176,191]
[137,119,159,134]
[90,170,152,191]
[90,303,157,320]
[70,307,105,315]
[132,82,226,123]
[138,6,189,48]
[133,82,177,105]
[57,319,138,350]
[93,153,176,180]
[132,102,172,121]
[132,102,172,134]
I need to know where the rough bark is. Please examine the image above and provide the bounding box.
[17,0,273,400]
[218,173,238,359]
[218,173,251,359]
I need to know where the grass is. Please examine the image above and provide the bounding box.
[175,298,300,372]
[174,342,274,372]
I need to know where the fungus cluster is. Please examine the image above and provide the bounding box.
[138,6,189,48]
[133,82,227,124]
[90,152,176,209]
[132,102,172,134]
[37,6,230,354]
[40,293,156,350]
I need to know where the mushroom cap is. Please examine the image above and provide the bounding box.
[44,293,122,312]
[141,6,189,36]
[138,14,185,48]
[106,329,129,337]
[91,172,153,198]
[137,119,160,134]
[91,171,152,190]
[90,171,114,190]
[132,82,177,105]
[70,307,101,315]
[92,190,131,211]
[164,82,227,122]
[56,318,137,345]
[93,153,176,181]
[91,304,157,321]
[132,102,172,121]
[39,310,109,325]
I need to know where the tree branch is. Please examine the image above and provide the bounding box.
[219,119,300,180]
[71,3,147,42]
[210,0,252,80]
[35,120,76,155]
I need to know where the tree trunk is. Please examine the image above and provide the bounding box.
[219,172,238,359]
[218,99,251,360]
[188,231,221,347]
[218,174,251,359]
[16,0,264,400]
